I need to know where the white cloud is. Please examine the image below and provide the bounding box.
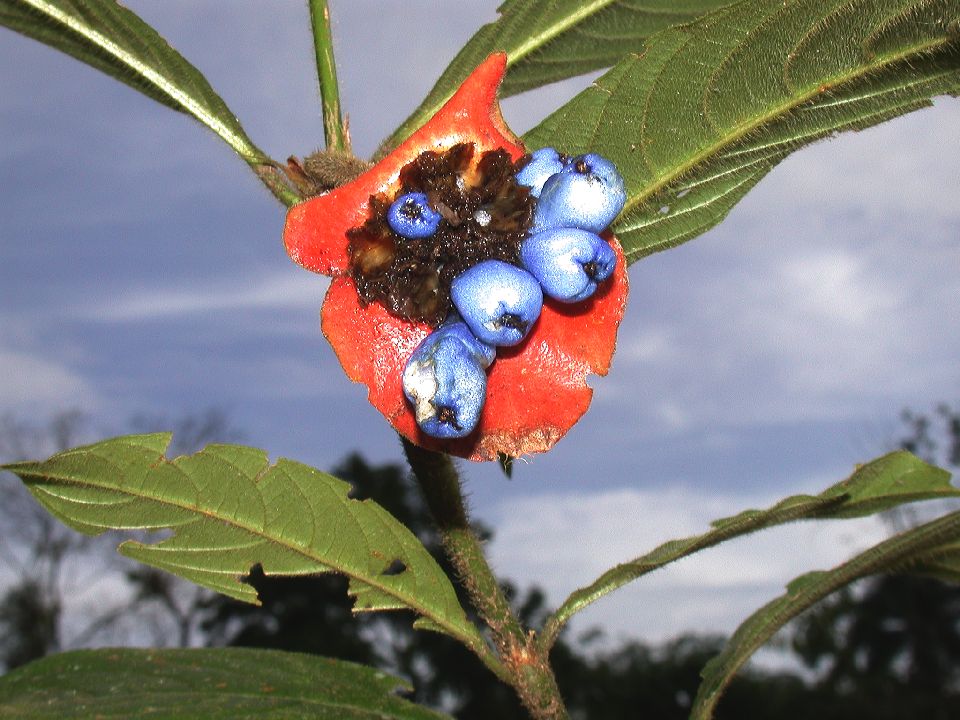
[781,249,900,325]
[585,95,960,441]
[0,349,97,412]
[220,354,338,401]
[761,100,960,221]
[618,326,678,364]
[79,272,328,321]
[488,486,895,645]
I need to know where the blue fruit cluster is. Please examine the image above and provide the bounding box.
[399,148,626,439]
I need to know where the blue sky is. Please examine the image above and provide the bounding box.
[1,1,959,647]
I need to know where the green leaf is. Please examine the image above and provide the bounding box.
[910,541,960,583]
[380,0,735,153]
[690,509,960,720]
[540,451,956,647]
[0,0,298,206]
[0,434,489,660]
[523,0,960,265]
[0,647,450,719]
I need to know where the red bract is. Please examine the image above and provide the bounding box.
[284,53,628,462]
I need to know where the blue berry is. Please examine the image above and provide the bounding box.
[451,260,543,347]
[403,325,489,438]
[521,228,616,303]
[387,192,442,239]
[533,153,626,234]
[515,147,567,198]
[430,315,496,368]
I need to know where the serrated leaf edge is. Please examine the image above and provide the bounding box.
[3,436,490,661]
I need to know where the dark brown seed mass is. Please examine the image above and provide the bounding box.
[347,143,535,327]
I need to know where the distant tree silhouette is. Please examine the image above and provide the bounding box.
[792,575,960,720]
[197,454,822,719]
[199,408,960,718]
[0,408,239,670]
[0,580,59,672]
[199,452,531,717]
[785,402,960,720]
[4,407,958,719]
[0,411,90,669]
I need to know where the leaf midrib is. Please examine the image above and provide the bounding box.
[23,0,258,162]
[616,32,953,222]
[4,688,404,711]
[506,0,618,67]
[19,454,474,647]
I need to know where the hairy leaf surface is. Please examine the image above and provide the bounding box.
[524,0,960,264]
[541,451,956,646]
[691,510,960,719]
[382,0,734,152]
[0,648,450,719]
[0,0,287,191]
[0,435,487,655]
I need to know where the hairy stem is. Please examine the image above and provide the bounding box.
[307,0,350,153]
[251,161,301,207]
[402,438,569,720]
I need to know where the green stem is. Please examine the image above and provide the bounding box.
[249,160,301,208]
[401,438,569,720]
[307,0,349,152]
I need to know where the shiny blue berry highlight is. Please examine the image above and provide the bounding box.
[515,147,567,198]
[451,260,543,347]
[387,192,443,239]
[533,153,626,234]
[402,325,489,438]
[521,228,616,303]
